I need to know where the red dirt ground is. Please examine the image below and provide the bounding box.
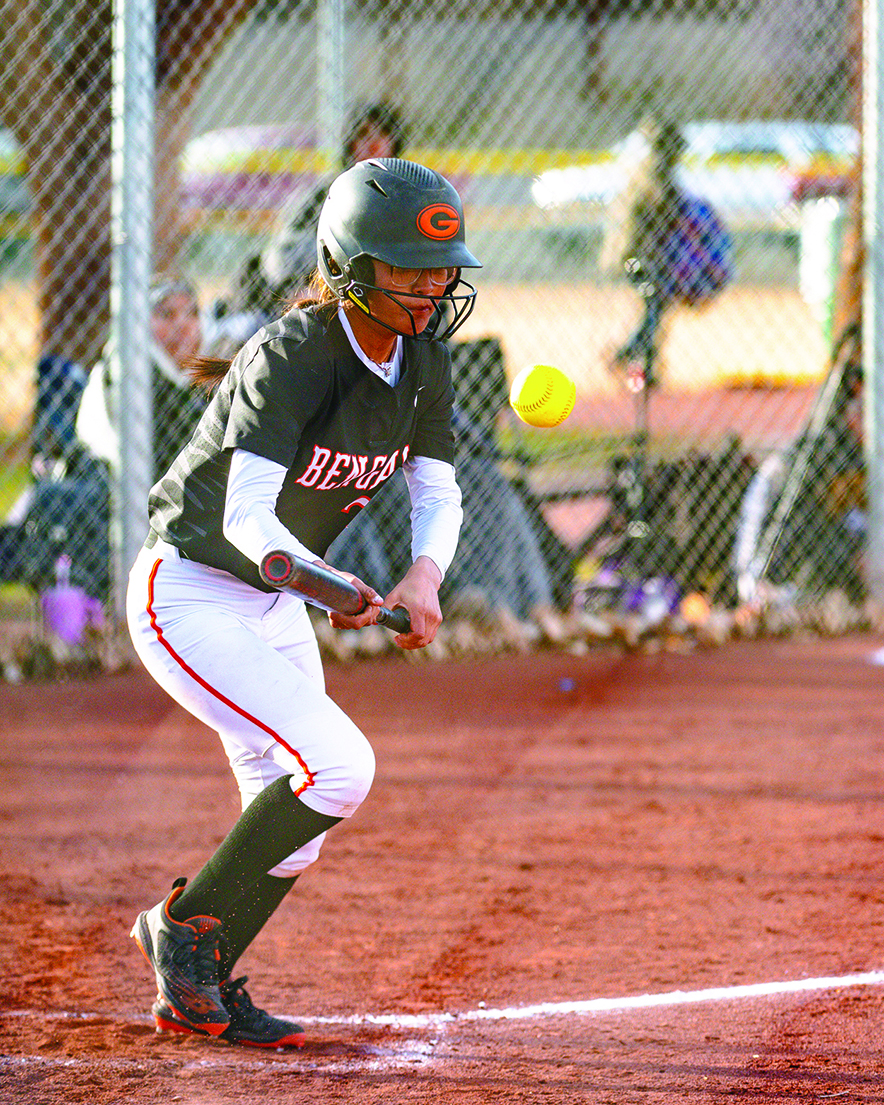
[2,634,884,1103]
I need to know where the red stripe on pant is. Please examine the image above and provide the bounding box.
[145,557,315,797]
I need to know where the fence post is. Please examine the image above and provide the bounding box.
[110,0,155,628]
[863,0,884,606]
[318,0,346,175]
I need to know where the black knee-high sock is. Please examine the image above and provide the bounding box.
[169,776,340,922]
[217,873,299,981]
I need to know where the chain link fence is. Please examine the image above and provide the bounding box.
[0,0,863,667]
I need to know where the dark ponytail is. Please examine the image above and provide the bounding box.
[184,354,233,393]
[186,273,340,394]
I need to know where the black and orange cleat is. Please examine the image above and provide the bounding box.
[130,877,229,1037]
[152,975,306,1048]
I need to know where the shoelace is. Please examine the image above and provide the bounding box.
[220,976,260,1019]
[173,926,222,985]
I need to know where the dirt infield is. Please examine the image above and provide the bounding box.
[3,634,884,1103]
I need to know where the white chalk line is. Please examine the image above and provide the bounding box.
[6,968,884,1031]
[309,969,884,1027]
[4,973,883,1076]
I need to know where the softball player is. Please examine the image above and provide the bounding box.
[128,158,480,1047]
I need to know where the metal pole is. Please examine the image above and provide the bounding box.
[863,0,884,603]
[318,0,346,175]
[110,0,155,626]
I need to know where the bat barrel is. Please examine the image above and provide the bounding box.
[260,550,410,631]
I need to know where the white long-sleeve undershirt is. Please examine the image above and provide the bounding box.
[222,448,462,580]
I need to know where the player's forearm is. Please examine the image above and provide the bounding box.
[404,456,462,580]
[223,448,318,567]
[225,501,318,570]
[410,500,462,580]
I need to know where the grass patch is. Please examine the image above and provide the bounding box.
[498,424,628,464]
[0,582,34,619]
[0,441,31,518]
[496,424,695,474]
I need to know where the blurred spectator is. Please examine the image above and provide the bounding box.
[734,326,865,605]
[0,276,206,604]
[30,355,90,477]
[76,275,206,480]
[206,102,407,355]
[0,354,93,590]
[260,102,407,301]
[327,453,559,623]
[605,117,732,387]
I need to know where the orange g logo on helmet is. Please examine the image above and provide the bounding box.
[417,204,460,240]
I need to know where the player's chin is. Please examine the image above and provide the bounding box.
[406,304,435,333]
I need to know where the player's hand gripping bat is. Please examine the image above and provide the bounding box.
[259,550,412,634]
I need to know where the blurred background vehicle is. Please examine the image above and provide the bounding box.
[177,124,475,234]
[178,124,322,231]
[2,117,855,239]
[2,118,855,285]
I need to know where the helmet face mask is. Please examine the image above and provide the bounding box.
[317,158,481,340]
[342,262,478,342]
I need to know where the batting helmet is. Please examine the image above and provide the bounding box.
[317,158,481,340]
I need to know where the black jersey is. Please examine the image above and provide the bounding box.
[148,306,455,592]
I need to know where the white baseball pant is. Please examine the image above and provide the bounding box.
[126,539,376,875]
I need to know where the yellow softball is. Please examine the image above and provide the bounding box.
[509,364,577,428]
